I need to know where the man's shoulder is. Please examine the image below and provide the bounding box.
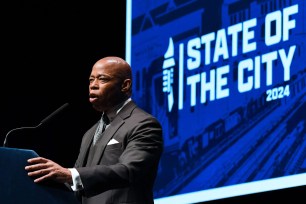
[120,100,161,123]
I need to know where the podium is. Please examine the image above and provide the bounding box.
[0,147,80,204]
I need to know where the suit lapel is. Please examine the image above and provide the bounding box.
[90,100,137,165]
[77,123,98,167]
[90,118,124,165]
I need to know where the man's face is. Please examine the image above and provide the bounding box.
[89,61,124,112]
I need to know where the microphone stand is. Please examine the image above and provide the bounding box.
[3,123,43,147]
[2,102,69,147]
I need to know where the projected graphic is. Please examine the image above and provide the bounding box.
[126,0,306,203]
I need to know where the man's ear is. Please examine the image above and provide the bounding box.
[122,79,132,92]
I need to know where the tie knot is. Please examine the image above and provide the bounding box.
[102,113,110,125]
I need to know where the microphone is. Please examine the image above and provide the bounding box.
[40,103,69,124]
[3,103,69,147]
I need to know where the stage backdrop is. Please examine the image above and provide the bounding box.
[125,0,306,203]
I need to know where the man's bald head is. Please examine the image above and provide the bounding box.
[96,56,132,81]
[89,56,133,112]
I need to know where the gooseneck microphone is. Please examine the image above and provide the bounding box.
[3,103,69,147]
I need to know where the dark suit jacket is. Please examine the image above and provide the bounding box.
[74,100,163,204]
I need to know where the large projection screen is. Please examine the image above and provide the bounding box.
[125,0,306,203]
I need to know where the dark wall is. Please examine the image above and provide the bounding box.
[1,1,126,166]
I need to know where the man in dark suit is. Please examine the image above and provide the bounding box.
[25,56,164,204]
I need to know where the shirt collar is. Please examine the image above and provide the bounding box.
[104,97,131,122]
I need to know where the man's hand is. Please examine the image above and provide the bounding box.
[25,157,72,184]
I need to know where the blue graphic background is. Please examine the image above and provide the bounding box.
[128,0,306,200]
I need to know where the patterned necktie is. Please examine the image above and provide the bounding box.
[93,113,110,145]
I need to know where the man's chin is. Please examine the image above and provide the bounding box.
[91,104,103,112]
